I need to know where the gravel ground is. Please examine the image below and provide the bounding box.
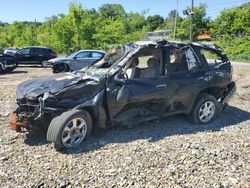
[0,65,249,187]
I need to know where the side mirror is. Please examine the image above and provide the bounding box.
[114,74,125,86]
[114,70,127,86]
[73,56,77,60]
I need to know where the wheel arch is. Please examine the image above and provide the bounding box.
[198,86,224,100]
[75,104,107,131]
[53,63,70,73]
[188,86,224,114]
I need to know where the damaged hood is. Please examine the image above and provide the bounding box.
[16,73,98,100]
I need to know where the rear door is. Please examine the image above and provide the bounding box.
[29,48,44,64]
[166,46,205,112]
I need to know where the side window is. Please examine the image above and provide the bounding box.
[167,48,199,74]
[201,49,223,65]
[91,52,104,58]
[31,48,42,55]
[75,52,89,59]
[185,48,200,71]
[44,49,50,54]
[125,48,162,79]
[18,48,30,55]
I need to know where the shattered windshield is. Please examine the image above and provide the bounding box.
[84,44,133,76]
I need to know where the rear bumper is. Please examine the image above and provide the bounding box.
[222,81,236,104]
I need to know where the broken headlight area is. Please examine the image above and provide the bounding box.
[9,112,29,132]
[10,94,60,132]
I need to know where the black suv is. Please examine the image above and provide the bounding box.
[0,53,17,73]
[15,46,57,66]
[10,40,236,150]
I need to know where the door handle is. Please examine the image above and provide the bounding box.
[156,84,167,89]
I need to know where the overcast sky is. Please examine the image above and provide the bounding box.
[0,0,249,23]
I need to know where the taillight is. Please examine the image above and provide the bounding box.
[50,53,57,58]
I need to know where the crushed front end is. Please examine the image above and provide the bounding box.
[9,94,60,132]
[9,72,105,132]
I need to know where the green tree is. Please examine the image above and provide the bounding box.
[176,3,210,40]
[146,15,164,31]
[99,4,126,19]
[212,2,250,37]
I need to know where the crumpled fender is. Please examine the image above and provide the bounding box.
[74,90,108,128]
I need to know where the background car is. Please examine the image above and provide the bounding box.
[0,53,17,73]
[48,50,106,73]
[4,47,19,55]
[15,46,57,66]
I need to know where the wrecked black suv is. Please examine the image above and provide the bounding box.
[10,40,236,150]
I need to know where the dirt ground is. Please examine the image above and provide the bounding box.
[0,64,249,187]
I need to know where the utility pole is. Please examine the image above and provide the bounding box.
[34,19,38,45]
[189,0,194,42]
[173,0,179,40]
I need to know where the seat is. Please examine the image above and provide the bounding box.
[168,52,188,73]
[140,57,159,78]
[126,58,140,79]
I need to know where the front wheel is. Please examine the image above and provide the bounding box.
[5,67,15,73]
[0,64,4,74]
[53,63,69,73]
[188,94,218,124]
[47,110,92,150]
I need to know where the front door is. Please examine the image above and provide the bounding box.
[106,47,172,125]
[71,51,91,70]
[16,48,31,64]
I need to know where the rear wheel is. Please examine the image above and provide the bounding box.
[188,94,218,124]
[47,110,92,150]
[41,60,48,67]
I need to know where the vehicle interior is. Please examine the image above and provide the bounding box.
[167,47,200,73]
[124,48,162,79]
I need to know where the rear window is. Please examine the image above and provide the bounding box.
[200,49,224,65]
[91,52,104,58]
[46,49,54,53]
[31,48,43,54]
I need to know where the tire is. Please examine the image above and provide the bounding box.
[0,64,3,74]
[5,67,15,73]
[188,93,218,124]
[53,63,69,73]
[41,60,47,67]
[47,110,92,150]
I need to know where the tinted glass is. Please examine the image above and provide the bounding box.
[18,48,30,55]
[76,52,89,59]
[31,48,43,55]
[91,52,104,58]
